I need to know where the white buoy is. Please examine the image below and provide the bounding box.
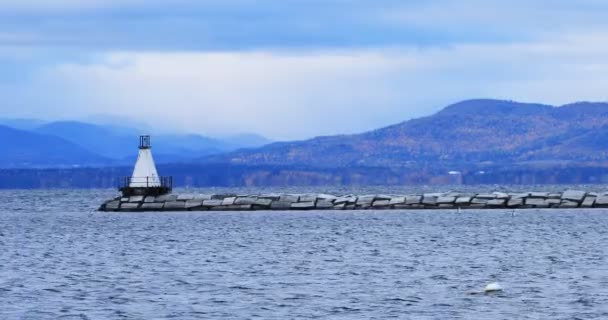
[484,282,503,293]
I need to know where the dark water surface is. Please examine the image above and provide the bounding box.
[1,189,608,319]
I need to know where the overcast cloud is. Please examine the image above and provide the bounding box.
[1,1,607,139]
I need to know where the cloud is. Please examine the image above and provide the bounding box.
[3,0,608,50]
[379,0,608,44]
[1,1,608,140]
[0,0,189,12]
[35,51,419,139]
[5,30,603,140]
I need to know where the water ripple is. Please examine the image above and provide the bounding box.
[2,189,608,319]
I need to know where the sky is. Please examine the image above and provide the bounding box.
[1,0,608,140]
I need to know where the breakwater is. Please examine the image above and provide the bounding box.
[98,190,608,211]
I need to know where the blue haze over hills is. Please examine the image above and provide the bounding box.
[3,99,608,187]
[203,99,608,168]
[0,120,271,168]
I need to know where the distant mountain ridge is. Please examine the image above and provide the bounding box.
[4,99,608,172]
[0,119,272,168]
[203,99,608,168]
[0,125,110,168]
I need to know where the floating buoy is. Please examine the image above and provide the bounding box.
[484,282,503,293]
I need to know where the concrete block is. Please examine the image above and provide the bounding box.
[595,195,608,206]
[436,196,456,204]
[202,199,223,207]
[141,202,164,210]
[235,197,258,205]
[507,198,523,207]
[389,197,406,205]
[486,199,506,207]
[372,200,391,207]
[510,192,530,199]
[164,201,186,210]
[299,194,318,202]
[560,200,579,208]
[254,198,273,207]
[581,196,596,207]
[105,201,120,210]
[259,194,281,200]
[471,198,489,205]
[143,196,155,203]
[334,196,357,204]
[492,192,509,199]
[357,195,376,204]
[185,200,203,209]
[356,197,374,208]
[421,196,437,205]
[443,192,462,197]
[405,195,422,204]
[333,203,346,210]
[129,195,144,203]
[526,198,548,207]
[222,197,236,205]
[120,202,140,210]
[316,200,334,209]
[317,194,337,201]
[455,197,471,205]
[562,190,586,202]
[280,194,299,202]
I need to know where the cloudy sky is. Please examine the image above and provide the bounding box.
[1,0,608,139]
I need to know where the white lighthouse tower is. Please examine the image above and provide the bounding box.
[130,135,160,187]
[120,135,172,196]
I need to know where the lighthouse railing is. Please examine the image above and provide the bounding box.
[121,176,172,188]
[119,176,173,196]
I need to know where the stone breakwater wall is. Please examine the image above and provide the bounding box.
[99,190,608,212]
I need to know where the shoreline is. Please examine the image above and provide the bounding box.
[99,190,606,212]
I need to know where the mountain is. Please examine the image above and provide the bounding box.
[203,99,608,168]
[35,121,135,160]
[33,121,271,163]
[220,133,273,149]
[0,125,110,168]
[5,99,608,186]
[0,118,47,130]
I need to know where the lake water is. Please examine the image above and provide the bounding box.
[1,189,608,319]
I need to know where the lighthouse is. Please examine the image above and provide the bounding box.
[119,135,172,197]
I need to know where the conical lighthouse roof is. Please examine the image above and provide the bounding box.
[129,139,161,188]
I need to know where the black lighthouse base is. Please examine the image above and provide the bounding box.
[119,176,173,197]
